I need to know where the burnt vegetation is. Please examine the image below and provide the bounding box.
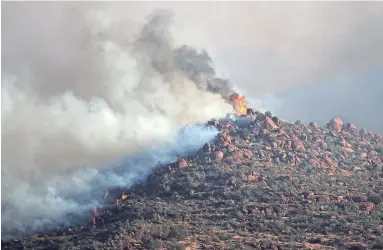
[2,110,383,250]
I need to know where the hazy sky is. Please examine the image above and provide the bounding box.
[3,2,383,96]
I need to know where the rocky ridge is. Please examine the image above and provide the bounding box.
[2,110,383,250]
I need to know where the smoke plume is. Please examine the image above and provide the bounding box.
[1,2,232,238]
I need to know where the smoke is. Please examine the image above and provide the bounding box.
[1,2,233,238]
[3,1,383,238]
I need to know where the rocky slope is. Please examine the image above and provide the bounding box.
[2,110,383,250]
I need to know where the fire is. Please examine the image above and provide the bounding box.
[121,193,128,200]
[104,191,109,199]
[93,207,99,225]
[93,207,99,217]
[116,193,127,205]
[230,93,247,116]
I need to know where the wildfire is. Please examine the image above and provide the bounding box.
[121,193,128,200]
[230,93,247,116]
[104,191,109,199]
[116,193,128,206]
[93,207,99,225]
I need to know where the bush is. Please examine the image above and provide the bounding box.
[169,224,189,240]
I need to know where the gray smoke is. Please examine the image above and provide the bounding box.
[1,2,232,238]
[3,1,383,238]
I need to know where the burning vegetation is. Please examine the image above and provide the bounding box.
[230,93,248,116]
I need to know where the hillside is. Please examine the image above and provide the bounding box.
[2,110,383,250]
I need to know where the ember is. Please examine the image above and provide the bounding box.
[121,193,128,200]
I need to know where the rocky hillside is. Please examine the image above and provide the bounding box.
[2,110,383,250]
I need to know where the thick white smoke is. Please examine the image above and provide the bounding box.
[1,2,232,238]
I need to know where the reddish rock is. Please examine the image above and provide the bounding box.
[232,151,243,162]
[242,150,254,159]
[309,158,321,167]
[345,122,357,132]
[360,202,374,213]
[277,128,286,135]
[341,147,354,153]
[292,140,305,152]
[359,152,368,158]
[224,135,232,144]
[327,117,344,133]
[264,117,279,131]
[212,151,224,161]
[342,131,351,137]
[227,144,236,152]
[177,159,189,169]
[246,172,257,181]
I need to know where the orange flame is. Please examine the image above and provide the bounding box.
[116,199,120,205]
[230,94,247,116]
[104,191,109,199]
[121,193,128,200]
[93,207,99,225]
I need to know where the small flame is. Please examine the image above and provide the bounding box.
[121,193,128,200]
[230,93,247,116]
[116,199,120,205]
[93,207,99,217]
[104,191,109,199]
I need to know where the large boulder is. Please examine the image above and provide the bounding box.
[327,117,343,133]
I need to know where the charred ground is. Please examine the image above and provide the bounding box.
[2,110,383,250]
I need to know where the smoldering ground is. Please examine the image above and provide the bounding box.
[1,2,233,238]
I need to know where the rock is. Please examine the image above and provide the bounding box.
[327,117,344,133]
[309,157,321,167]
[224,135,232,144]
[212,151,224,161]
[246,108,256,116]
[232,151,243,162]
[202,143,211,153]
[264,117,279,131]
[242,150,254,159]
[272,116,283,127]
[292,140,305,152]
[227,144,236,152]
[265,111,273,118]
[351,196,366,203]
[360,128,367,136]
[177,159,189,169]
[207,119,220,127]
[300,134,308,141]
[360,202,374,213]
[295,120,302,125]
[227,176,237,187]
[345,122,357,132]
[246,172,257,181]
[303,191,314,199]
[309,122,318,128]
